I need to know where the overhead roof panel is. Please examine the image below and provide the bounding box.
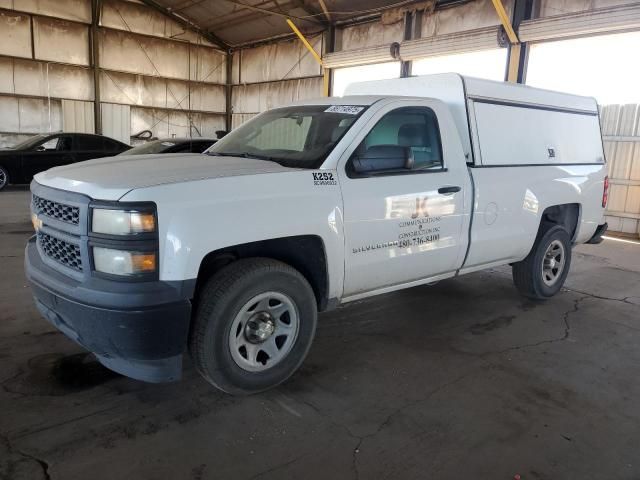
[149,0,476,47]
[152,0,325,46]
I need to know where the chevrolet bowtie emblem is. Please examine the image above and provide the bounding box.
[31,213,43,232]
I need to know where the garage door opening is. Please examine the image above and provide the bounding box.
[412,48,508,81]
[526,31,640,104]
[332,62,400,96]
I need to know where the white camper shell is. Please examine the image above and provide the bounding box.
[345,73,604,167]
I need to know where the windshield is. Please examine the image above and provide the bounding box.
[9,134,47,150]
[207,104,368,169]
[119,140,175,155]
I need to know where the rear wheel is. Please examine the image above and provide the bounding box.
[189,258,317,395]
[512,225,572,300]
[0,166,8,191]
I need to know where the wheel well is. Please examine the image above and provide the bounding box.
[194,235,329,311]
[539,204,580,241]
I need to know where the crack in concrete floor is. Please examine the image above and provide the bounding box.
[0,432,51,480]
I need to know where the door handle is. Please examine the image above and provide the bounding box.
[438,186,461,194]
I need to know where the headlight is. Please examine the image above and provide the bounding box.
[93,247,157,276]
[92,209,156,235]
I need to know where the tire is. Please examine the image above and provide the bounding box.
[189,258,318,395]
[512,225,572,300]
[0,166,8,191]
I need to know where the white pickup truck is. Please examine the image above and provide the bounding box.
[25,74,608,394]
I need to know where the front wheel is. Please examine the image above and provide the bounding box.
[189,258,317,395]
[0,166,9,191]
[512,225,572,300]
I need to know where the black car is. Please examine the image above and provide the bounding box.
[118,138,216,156]
[0,133,130,191]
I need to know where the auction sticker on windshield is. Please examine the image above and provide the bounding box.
[324,105,365,115]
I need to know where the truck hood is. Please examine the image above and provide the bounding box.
[34,153,296,200]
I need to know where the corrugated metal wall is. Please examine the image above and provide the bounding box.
[62,99,95,133]
[601,104,640,236]
[101,102,130,144]
[0,0,226,147]
[0,95,62,146]
[231,35,324,128]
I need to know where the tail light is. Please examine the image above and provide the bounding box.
[602,175,609,208]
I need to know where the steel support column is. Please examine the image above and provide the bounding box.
[505,0,535,83]
[90,0,102,134]
[323,25,335,96]
[225,52,233,132]
[400,10,422,78]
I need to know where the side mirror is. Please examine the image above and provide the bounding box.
[351,145,413,175]
[35,145,46,152]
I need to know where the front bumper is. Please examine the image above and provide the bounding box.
[25,237,194,382]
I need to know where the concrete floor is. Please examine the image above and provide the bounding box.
[1,185,639,480]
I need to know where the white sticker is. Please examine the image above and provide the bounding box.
[324,105,365,115]
[161,142,176,146]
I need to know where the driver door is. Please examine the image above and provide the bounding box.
[339,100,469,298]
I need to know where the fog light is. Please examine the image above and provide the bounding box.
[93,247,157,276]
[31,213,43,232]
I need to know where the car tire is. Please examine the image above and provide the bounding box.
[512,225,572,300]
[0,166,9,191]
[189,258,317,395]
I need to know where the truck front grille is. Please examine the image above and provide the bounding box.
[33,195,80,225]
[38,232,83,272]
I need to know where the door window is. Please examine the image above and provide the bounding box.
[57,136,73,151]
[348,107,443,177]
[76,136,104,150]
[39,136,73,151]
[39,137,59,151]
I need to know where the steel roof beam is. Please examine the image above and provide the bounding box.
[139,0,230,51]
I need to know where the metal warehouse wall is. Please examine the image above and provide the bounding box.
[601,104,640,237]
[0,0,226,147]
[231,35,324,128]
